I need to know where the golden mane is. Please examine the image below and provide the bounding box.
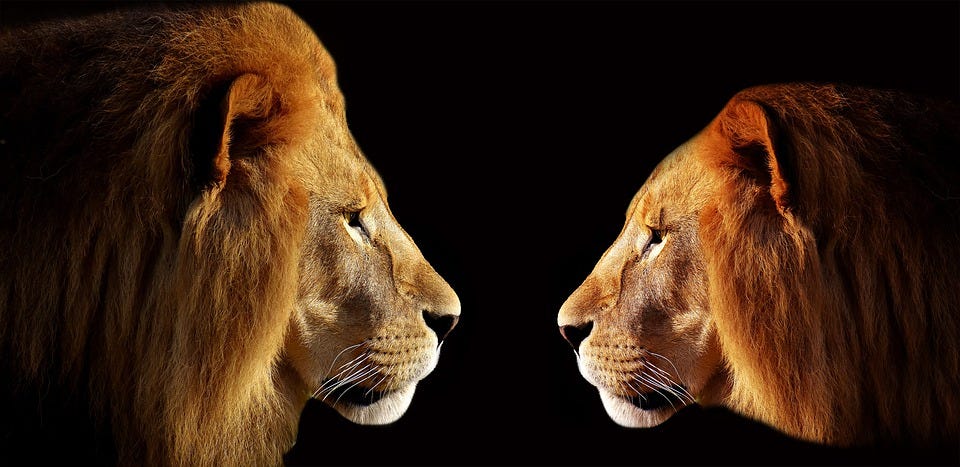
[700,83,960,445]
[1,3,334,464]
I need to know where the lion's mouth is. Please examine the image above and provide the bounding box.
[625,384,690,411]
[318,378,390,407]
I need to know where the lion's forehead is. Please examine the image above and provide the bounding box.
[632,140,713,223]
[295,148,382,205]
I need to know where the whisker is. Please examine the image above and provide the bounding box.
[641,369,685,401]
[333,369,380,406]
[327,362,374,390]
[644,360,673,379]
[632,374,674,411]
[645,355,697,404]
[320,363,375,402]
[334,351,371,375]
[343,365,380,390]
[625,381,647,401]
[646,351,683,381]
[633,373,678,412]
[365,374,390,397]
[312,342,368,398]
[643,363,685,397]
[332,352,371,379]
[643,370,694,406]
[670,383,696,404]
[322,341,366,380]
[316,354,372,398]
[313,352,372,398]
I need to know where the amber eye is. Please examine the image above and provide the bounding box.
[640,226,663,256]
[348,211,361,228]
[346,210,368,237]
[649,227,663,245]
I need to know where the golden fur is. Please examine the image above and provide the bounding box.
[0,3,459,465]
[559,83,960,446]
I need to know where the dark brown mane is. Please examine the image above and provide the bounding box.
[0,3,331,464]
[701,83,960,445]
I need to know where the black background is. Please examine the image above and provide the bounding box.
[3,1,959,466]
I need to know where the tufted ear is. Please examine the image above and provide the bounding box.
[190,73,279,187]
[715,99,796,215]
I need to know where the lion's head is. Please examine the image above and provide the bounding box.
[558,83,960,447]
[0,2,458,464]
[285,139,461,426]
[557,141,723,429]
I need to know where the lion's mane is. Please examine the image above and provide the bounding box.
[701,84,960,446]
[0,3,333,464]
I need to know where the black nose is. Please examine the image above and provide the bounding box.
[423,310,459,343]
[559,321,593,349]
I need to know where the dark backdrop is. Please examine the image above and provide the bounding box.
[2,1,959,466]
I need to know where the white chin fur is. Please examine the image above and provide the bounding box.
[579,355,671,428]
[598,390,671,428]
[333,383,418,425]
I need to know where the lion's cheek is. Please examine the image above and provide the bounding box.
[694,363,732,407]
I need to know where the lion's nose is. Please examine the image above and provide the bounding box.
[423,310,459,343]
[559,321,593,350]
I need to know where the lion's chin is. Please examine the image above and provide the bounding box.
[315,346,441,425]
[598,389,673,428]
[331,383,418,425]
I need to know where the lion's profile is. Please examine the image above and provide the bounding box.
[0,2,460,465]
[558,83,959,447]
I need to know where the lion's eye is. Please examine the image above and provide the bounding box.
[347,210,368,237]
[347,211,361,228]
[649,227,663,245]
[640,226,664,257]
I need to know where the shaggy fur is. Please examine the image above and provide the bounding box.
[0,2,459,465]
[559,83,959,447]
[702,84,960,445]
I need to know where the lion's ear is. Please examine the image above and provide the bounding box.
[190,74,279,187]
[715,99,796,215]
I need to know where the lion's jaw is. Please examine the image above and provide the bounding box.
[287,302,452,425]
[327,344,440,425]
[574,352,676,428]
[299,327,444,425]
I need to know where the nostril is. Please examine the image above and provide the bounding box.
[559,322,593,350]
[423,310,459,343]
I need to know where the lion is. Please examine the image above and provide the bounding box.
[0,2,460,465]
[558,83,960,447]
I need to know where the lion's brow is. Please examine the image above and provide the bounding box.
[364,167,388,199]
[625,189,645,219]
